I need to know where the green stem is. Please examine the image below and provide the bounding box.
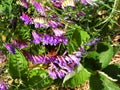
[95,0,119,27]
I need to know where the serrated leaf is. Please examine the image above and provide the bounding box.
[90,71,120,90]
[28,69,53,89]
[63,64,91,88]
[102,64,120,84]
[84,42,114,70]
[8,49,28,79]
[97,42,114,69]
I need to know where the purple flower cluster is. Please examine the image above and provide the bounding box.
[23,47,86,79]
[20,14,63,29]
[52,28,65,36]
[33,17,49,28]
[48,20,64,29]
[32,31,68,45]
[0,81,8,90]
[23,52,55,64]
[20,13,33,24]
[33,2,46,16]
[48,47,88,79]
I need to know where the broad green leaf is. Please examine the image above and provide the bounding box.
[97,42,113,69]
[8,49,28,79]
[28,69,53,89]
[84,42,114,70]
[63,64,91,88]
[102,64,120,84]
[67,24,90,53]
[83,51,101,71]
[90,71,120,90]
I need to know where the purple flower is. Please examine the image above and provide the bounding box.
[81,0,87,5]
[32,55,46,64]
[32,32,68,46]
[48,62,69,79]
[20,13,33,24]
[48,63,58,79]
[73,47,86,57]
[48,20,64,29]
[11,39,28,49]
[48,56,74,79]
[33,17,49,28]
[0,81,8,90]
[51,14,58,19]
[23,52,56,64]
[86,37,100,46]
[3,44,15,54]
[34,2,46,16]
[32,31,42,44]
[42,34,51,45]
[52,28,65,36]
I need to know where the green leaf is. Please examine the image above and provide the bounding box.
[84,42,114,70]
[67,25,90,53]
[67,39,79,54]
[102,64,120,84]
[83,51,101,71]
[72,29,81,46]
[90,71,120,90]
[8,49,28,79]
[72,24,90,45]
[97,42,114,69]
[28,69,53,89]
[63,64,91,88]
[0,5,5,14]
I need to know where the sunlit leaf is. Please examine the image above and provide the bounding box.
[90,71,120,90]
[63,64,91,87]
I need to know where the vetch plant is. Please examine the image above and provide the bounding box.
[1,0,120,90]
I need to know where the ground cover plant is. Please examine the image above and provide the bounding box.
[0,0,120,90]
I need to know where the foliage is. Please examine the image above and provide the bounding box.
[0,0,120,90]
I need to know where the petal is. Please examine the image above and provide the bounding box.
[3,44,15,54]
